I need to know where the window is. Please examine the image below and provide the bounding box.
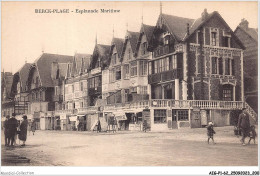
[115,66,121,80]
[172,55,177,69]
[197,55,204,74]
[222,84,233,101]
[80,82,84,91]
[89,78,94,88]
[55,86,58,95]
[123,64,130,79]
[112,53,117,64]
[139,61,148,76]
[109,69,115,82]
[225,58,234,75]
[130,87,137,93]
[139,86,147,94]
[154,109,167,123]
[130,61,137,76]
[211,57,218,74]
[142,42,147,55]
[219,57,223,75]
[128,49,131,60]
[95,76,100,88]
[164,35,170,45]
[211,32,217,46]
[224,37,230,48]
[177,110,189,121]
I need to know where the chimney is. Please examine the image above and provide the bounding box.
[239,18,249,30]
[201,8,209,21]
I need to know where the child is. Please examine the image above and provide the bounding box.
[248,125,257,144]
[207,122,216,144]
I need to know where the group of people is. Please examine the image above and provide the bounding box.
[207,108,257,145]
[3,113,29,147]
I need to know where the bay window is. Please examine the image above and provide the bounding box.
[130,61,137,76]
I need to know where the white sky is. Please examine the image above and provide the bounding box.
[1,1,258,73]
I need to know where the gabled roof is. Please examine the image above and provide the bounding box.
[32,53,73,87]
[72,53,91,76]
[90,44,110,69]
[127,31,139,54]
[235,26,258,42]
[121,31,139,61]
[161,13,195,42]
[108,37,124,66]
[184,11,245,49]
[136,24,155,54]
[142,24,155,45]
[18,63,31,92]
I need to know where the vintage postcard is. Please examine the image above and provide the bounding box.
[1,1,258,175]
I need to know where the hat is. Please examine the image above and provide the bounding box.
[12,113,16,116]
[6,115,10,119]
[22,115,27,120]
[208,122,213,125]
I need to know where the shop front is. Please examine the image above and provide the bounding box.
[60,113,68,130]
[68,115,77,131]
[77,115,87,131]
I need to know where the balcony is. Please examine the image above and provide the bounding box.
[148,69,182,84]
[90,67,101,75]
[55,109,77,115]
[105,99,245,111]
[78,106,99,114]
[53,95,63,102]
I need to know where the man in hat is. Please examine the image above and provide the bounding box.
[8,113,18,146]
[4,115,10,146]
[237,108,251,146]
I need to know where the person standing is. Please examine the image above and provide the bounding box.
[237,108,251,146]
[4,115,10,146]
[8,113,18,146]
[19,115,28,146]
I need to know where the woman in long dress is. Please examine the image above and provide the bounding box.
[19,115,28,146]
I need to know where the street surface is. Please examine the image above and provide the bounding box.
[1,126,258,166]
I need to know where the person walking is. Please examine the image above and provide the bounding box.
[31,120,36,135]
[4,115,10,146]
[237,108,251,146]
[8,113,18,146]
[207,122,216,144]
[19,115,28,146]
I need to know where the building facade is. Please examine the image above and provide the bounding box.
[5,9,257,132]
[234,19,258,117]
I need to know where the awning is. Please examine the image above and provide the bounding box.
[113,111,127,121]
[115,115,127,121]
[69,116,78,121]
[60,114,67,120]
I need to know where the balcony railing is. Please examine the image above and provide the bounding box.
[104,99,245,110]
[148,69,181,84]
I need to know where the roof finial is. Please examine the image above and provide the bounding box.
[141,5,144,24]
[126,22,128,32]
[160,1,162,15]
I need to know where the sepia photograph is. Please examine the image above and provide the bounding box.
[1,0,259,175]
